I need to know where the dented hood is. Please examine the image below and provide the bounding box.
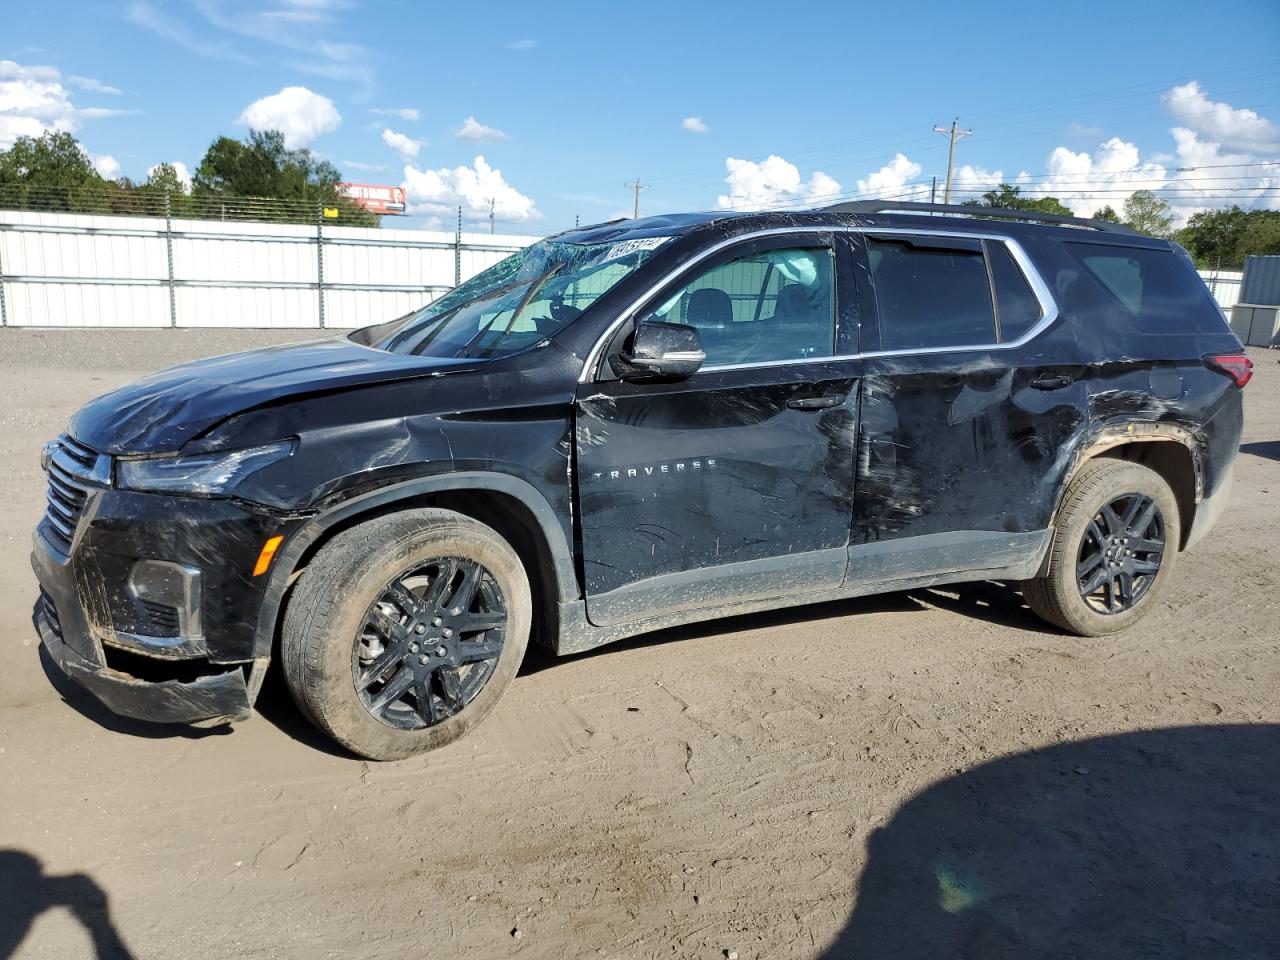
[70,336,477,455]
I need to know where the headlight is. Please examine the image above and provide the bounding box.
[116,441,294,496]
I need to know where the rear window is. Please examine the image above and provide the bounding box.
[1066,242,1225,334]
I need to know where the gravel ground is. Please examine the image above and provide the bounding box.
[1,330,1277,959]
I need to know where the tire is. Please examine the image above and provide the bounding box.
[1023,458,1180,636]
[281,509,530,760]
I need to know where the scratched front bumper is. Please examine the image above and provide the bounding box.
[29,479,298,724]
[32,528,255,723]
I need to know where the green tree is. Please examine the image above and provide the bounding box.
[961,183,1074,216]
[1121,190,1173,238]
[0,131,110,212]
[1237,212,1280,260]
[1092,205,1121,223]
[192,130,375,226]
[1176,206,1250,268]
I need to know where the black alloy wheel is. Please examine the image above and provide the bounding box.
[1076,493,1165,615]
[353,557,507,729]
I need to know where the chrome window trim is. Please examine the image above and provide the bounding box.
[577,225,1059,382]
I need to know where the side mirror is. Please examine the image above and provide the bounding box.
[617,320,706,380]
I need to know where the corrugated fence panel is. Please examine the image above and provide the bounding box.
[0,208,536,328]
[5,281,169,327]
[1199,270,1243,312]
[324,289,437,329]
[176,286,319,328]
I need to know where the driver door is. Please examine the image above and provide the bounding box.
[574,232,862,627]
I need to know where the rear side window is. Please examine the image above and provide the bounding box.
[867,237,995,350]
[1066,242,1224,334]
[986,241,1042,341]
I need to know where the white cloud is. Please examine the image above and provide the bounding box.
[855,153,926,200]
[90,153,120,179]
[147,160,193,191]
[837,83,1280,227]
[402,155,540,226]
[455,116,507,143]
[371,106,419,121]
[506,38,536,50]
[1018,84,1280,225]
[681,116,709,134]
[715,155,841,210]
[0,59,128,149]
[381,127,422,159]
[238,86,341,148]
[1032,138,1169,218]
[1162,81,1280,153]
[67,75,122,95]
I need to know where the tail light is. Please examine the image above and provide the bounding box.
[1204,353,1253,388]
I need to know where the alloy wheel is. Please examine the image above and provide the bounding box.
[352,557,507,729]
[1076,493,1165,615]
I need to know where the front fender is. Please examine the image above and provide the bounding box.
[248,471,578,660]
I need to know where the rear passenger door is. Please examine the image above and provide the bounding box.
[850,231,1076,584]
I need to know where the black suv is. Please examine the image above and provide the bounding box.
[32,202,1251,759]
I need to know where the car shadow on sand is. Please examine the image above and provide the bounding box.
[522,578,1055,674]
[1239,440,1280,463]
[34,579,1053,753]
[33,620,231,744]
[821,723,1280,959]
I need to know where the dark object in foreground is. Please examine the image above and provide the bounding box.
[826,724,1280,959]
[31,202,1248,758]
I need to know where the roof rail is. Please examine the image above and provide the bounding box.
[822,200,1142,236]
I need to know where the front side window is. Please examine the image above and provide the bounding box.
[647,246,835,366]
[868,237,996,350]
[354,237,668,358]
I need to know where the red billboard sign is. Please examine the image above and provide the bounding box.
[338,182,407,215]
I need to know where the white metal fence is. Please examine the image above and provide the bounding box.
[1199,269,1243,312]
[0,209,538,328]
[0,208,1250,328]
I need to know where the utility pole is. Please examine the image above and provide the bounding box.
[930,176,937,204]
[931,118,972,205]
[624,179,648,219]
[487,197,496,235]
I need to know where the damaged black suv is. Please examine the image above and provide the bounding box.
[33,201,1250,759]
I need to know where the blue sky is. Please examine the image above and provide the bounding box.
[3,0,1279,233]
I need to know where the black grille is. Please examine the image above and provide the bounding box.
[139,600,181,636]
[42,436,108,554]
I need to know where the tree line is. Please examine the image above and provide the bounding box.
[964,183,1279,269]
[0,129,377,226]
[3,131,1277,263]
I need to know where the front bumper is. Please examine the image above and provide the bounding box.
[32,528,260,723]
[29,458,302,725]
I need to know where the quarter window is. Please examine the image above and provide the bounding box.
[1067,242,1221,334]
[868,237,996,350]
[987,241,1042,341]
[647,247,835,366]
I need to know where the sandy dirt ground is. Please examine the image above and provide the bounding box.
[1,330,1277,959]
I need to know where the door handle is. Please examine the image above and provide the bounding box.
[1029,373,1074,390]
[787,395,844,410]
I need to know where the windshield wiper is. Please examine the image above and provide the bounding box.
[457,266,562,359]
[466,265,565,360]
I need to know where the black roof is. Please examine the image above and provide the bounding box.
[553,201,1160,248]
